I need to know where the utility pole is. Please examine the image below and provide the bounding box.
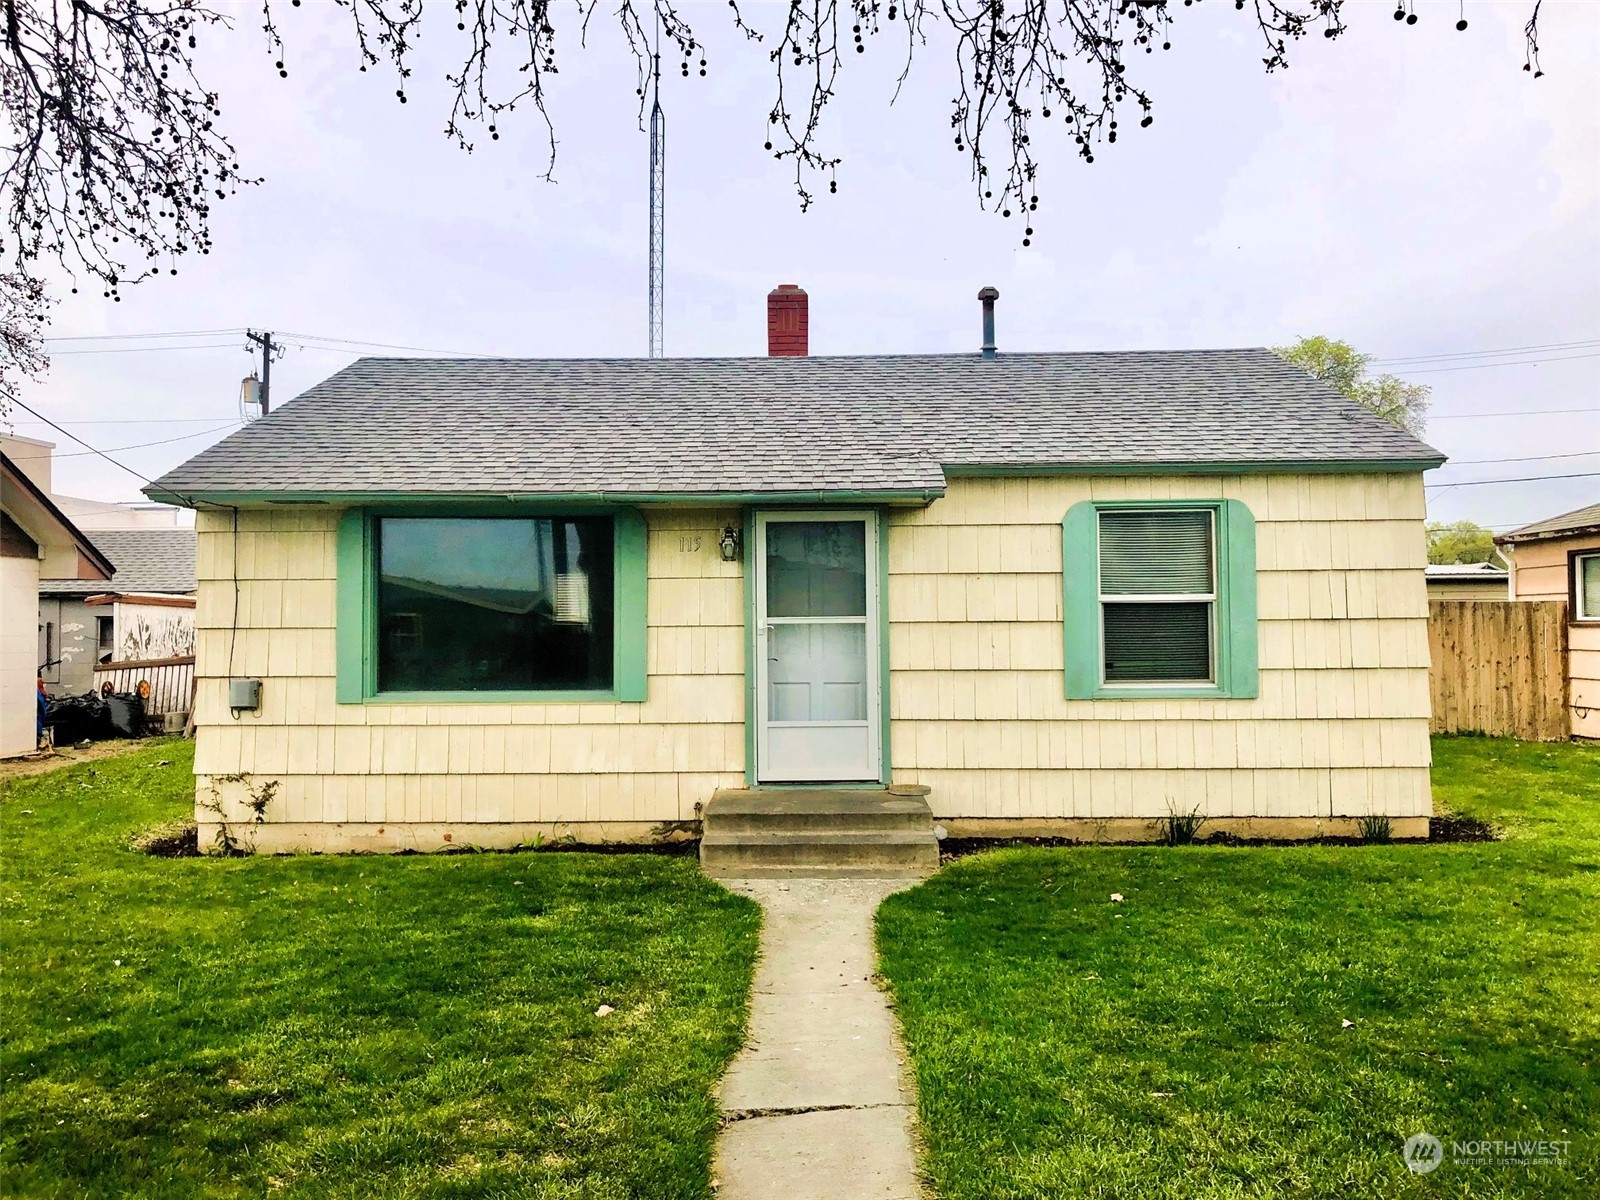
[244,330,277,414]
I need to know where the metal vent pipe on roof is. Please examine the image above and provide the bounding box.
[978,286,999,359]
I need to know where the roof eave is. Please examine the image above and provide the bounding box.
[941,456,1445,477]
[1495,522,1600,547]
[3,453,116,578]
[142,486,951,509]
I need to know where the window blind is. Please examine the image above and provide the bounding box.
[1098,510,1213,595]
[1103,602,1212,682]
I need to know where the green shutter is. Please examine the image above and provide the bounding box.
[1098,510,1214,594]
[1062,501,1100,699]
[613,507,649,702]
[335,509,370,703]
[1219,498,1259,698]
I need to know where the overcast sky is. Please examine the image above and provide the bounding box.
[10,0,1598,530]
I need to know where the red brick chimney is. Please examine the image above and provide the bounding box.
[767,284,808,357]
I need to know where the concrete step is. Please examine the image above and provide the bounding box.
[700,787,940,880]
[704,788,934,834]
[701,829,940,877]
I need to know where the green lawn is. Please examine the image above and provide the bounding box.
[878,737,1600,1199]
[0,740,760,1200]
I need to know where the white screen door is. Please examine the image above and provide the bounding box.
[754,512,881,783]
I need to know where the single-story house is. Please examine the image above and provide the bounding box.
[147,287,1445,853]
[1425,561,1509,601]
[1495,502,1600,740]
[38,528,198,696]
[2,445,114,758]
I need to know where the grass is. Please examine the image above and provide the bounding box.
[0,739,760,1200]
[878,737,1600,1199]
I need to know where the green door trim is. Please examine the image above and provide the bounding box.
[741,506,892,787]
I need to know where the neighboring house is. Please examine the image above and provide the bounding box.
[1495,502,1600,740]
[146,287,1445,852]
[1,446,114,757]
[54,493,191,531]
[1425,561,1509,601]
[37,529,198,695]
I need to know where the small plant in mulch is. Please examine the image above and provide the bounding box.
[1159,805,1207,846]
[1357,815,1393,844]
[130,820,199,857]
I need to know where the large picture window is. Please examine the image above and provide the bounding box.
[1098,509,1216,684]
[375,516,615,693]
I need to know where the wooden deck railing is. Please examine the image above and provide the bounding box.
[92,655,196,719]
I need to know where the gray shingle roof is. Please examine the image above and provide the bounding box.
[1425,562,1508,578]
[39,529,196,595]
[1497,502,1600,544]
[147,351,1443,501]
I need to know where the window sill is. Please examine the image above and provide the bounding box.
[1090,684,1234,700]
[356,688,626,705]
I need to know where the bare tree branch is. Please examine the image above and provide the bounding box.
[1,0,1551,385]
[0,268,50,416]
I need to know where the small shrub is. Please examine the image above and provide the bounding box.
[1160,806,1207,846]
[1357,814,1393,844]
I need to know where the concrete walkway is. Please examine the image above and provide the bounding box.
[714,877,923,1200]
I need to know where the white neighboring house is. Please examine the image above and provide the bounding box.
[54,492,192,531]
[1,441,114,757]
[1424,561,1509,602]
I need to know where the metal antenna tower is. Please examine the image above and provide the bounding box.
[647,26,665,358]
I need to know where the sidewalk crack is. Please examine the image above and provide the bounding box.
[721,1102,906,1125]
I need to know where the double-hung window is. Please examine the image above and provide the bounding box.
[1098,509,1216,684]
[1578,552,1600,621]
[1062,499,1258,699]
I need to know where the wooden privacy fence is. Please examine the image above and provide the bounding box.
[92,655,196,720]
[1429,601,1569,741]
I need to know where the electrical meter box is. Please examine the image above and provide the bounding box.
[228,679,263,712]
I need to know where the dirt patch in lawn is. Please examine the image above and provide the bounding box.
[131,820,200,857]
[0,739,165,783]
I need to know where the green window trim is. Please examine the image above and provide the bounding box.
[1062,498,1258,700]
[336,506,648,704]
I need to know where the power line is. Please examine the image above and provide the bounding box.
[1371,338,1600,364]
[1425,470,1600,489]
[8,417,240,425]
[8,399,157,484]
[49,342,243,356]
[42,327,245,343]
[1400,351,1600,374]
[1429,406,1598,419]
[276,331,495,357]
[1440,449,1600,466]
[4,423,240,461]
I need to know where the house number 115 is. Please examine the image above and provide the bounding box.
[678,535,702,553]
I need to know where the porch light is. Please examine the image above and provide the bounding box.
[719,526,742,562]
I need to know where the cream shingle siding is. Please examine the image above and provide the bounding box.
[192,471,1431,840]
[193,507,746,832]
[886,473,1431,819]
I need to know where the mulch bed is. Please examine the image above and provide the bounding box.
[939,813,1500,862]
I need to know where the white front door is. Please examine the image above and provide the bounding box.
[754,512,881,783]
